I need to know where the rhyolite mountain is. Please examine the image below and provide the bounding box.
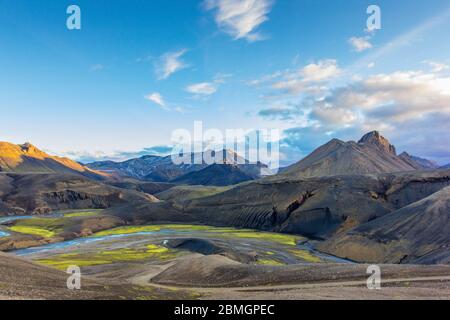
[0,142,107,180]
[171,163,254,186]
[87,149,271,183]
[279,131,427,178]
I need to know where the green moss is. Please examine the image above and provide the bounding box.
[9,226,56,238]
[63,211,101,218]
[289,249,322,263]
[94,224,304,246]
[36,244,178,270]
[256,258,286,266]
[219,231,302,246]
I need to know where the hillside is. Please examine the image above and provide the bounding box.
[110,168,450,241]
[280,131,418,179]
[0,142,107,180]
[171,164,254,186]
[0,173,158,215]
[318,186,450,264]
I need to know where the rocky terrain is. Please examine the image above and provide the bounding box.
[318,186,450,264]
[0,173,157,215]
[0,252,193,300]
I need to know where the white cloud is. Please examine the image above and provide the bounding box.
[204,0,274,42]
[271,60,341,94]
[155,49,188,80]
[185,82,217,96]
[348,36,373,52]
[423,60,450,73]
[145,92,166,108]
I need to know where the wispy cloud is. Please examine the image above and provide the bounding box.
[423,60,450,73]
[145,92,166,108]
[204,0,274,42]
[155,49,188,80]
[260,69,450,163]
[348,36,373,52]
[185,82,218,97]
[270,60,341,95]
[185,73,231,98]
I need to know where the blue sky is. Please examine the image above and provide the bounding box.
[1,0,450,165]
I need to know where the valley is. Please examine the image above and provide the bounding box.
[1,131,450,299]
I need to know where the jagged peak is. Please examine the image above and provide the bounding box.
[358,131,397,155]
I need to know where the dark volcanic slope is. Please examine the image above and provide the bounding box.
[112,169,450,241]
[280,131,418,179]
[0,142,107,180]
[171,164,254,186]
[0,173,158,215]
[318,186,450,265]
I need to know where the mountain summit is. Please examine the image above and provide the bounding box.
[358,131,397,155]
[0,141,106,179]
[280,131,429,178]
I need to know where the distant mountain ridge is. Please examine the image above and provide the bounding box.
[399,152,439,170]
[0,142,107,180]
[87,149,271,183]
[171,163,254,186]
[280,131,436,179]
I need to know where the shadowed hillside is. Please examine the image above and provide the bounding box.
[318,186,450,264]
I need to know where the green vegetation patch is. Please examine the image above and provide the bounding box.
[8,217,67,238]
[218,231,303,246]
[7,210,103,238]
[36,244,178,270]
[256,258,286,266]
[63,211,101,218]
[94,224,304,246]
[288,249,322,263]
[9,226,56,238]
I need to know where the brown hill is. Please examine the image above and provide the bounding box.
[280,131,417,179]
[0,173,158,215]
[0,142,107,180]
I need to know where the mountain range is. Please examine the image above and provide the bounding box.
[87,149,271,185]
[1,131,450,264]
